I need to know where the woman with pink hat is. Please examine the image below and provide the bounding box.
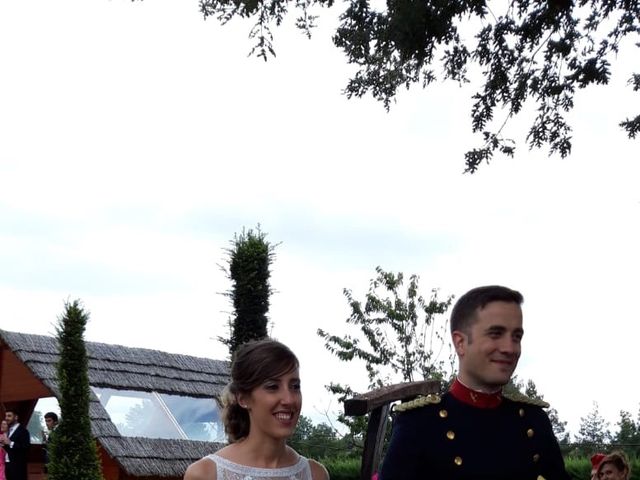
[596,451,631,480]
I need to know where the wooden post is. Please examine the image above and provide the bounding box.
[359,403,390,480]
[343,380,442,480]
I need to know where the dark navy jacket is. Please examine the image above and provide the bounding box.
[4,423,30,480]
[379,392,570,480]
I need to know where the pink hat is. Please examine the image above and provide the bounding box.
[591,453,606,473]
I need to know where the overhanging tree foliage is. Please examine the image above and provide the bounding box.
[220,226,276,356]
[317,266,453,447]
[48,300,103,480]
[199,0,639,171]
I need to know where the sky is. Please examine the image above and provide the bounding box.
[1,0,639,439]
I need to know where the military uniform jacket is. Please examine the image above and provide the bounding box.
[379,386,570,480]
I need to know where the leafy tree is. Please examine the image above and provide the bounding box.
[319,266,454,388]
[289,414,315,450]
[317,266,453,448]
[220,226,276,356]
[48,300,103,480]
[547,407,571,446]
[575,401,612,455]
[613,408,640,455]
[289,415,348,459]
[198,0,639,171]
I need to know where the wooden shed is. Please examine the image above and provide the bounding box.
[0,329,230,480]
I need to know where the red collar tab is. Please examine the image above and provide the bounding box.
[450,379,502,408]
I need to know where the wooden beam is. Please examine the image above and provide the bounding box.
[344,380,441,417]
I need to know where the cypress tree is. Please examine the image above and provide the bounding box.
[221,226,276,355]
[48,300,103,480]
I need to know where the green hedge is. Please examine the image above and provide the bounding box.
[321,456,640,480]
[323,457,360,480]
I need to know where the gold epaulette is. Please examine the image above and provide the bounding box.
[503,391,550,408]
[393,393,441,412]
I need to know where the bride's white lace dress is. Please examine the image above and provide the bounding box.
[204,453,313,480]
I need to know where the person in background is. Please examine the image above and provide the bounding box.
[0,420,9,480]
[597,451,631,480]
[1,410,30,480]
[184,339,329,480]
[42,412,59,472]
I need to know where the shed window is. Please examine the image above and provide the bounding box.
[92,387,224,442]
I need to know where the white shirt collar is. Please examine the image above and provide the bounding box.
[8,423,19,436]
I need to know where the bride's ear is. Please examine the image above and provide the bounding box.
[237,394,250,410]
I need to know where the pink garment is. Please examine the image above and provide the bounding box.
[0,433,7,480]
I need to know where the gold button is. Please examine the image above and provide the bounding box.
[537,476,546,480]
[519,408,525,417]
[533,453,540,462]
[439,409,448,418]
[446,430,455,440]
[527,428,535,438]
[454,456,463,466]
